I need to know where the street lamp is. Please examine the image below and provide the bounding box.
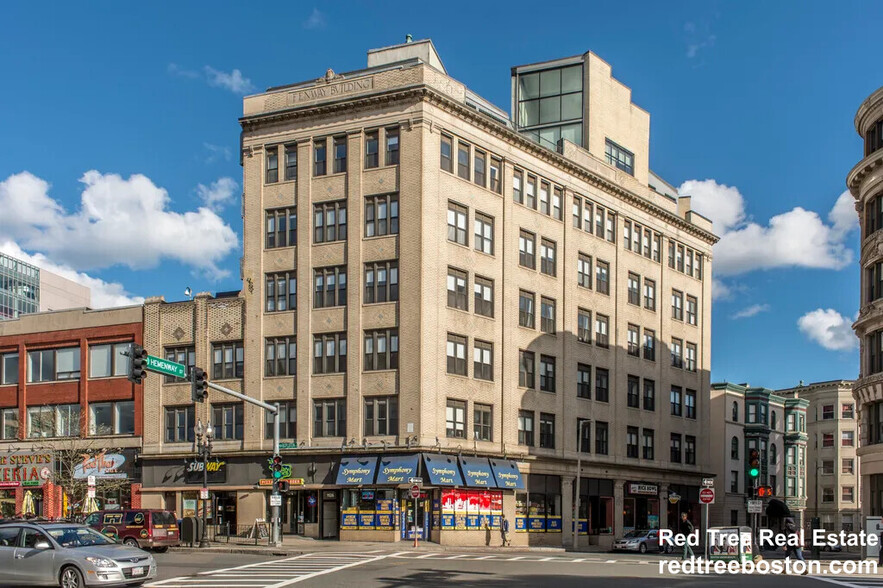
[195,420,214,548]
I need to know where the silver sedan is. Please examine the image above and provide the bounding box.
[0,522,157,587]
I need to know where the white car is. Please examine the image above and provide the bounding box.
[612,529,662,554]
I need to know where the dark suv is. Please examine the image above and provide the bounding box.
[85,509,179,552]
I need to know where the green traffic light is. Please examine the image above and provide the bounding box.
[749,468,759,477]
[273,470,282,479]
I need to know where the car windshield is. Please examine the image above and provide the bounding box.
[47,526,117,548]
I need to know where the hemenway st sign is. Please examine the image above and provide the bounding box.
[145,355,186,379]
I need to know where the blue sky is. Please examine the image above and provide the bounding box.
[0,1,877,388]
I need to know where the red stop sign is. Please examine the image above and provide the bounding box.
[410,484,421,498]
[699,488,715,504]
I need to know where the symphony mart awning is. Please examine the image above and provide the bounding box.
[375,455,419,485]
[422,454,464,486]
[335,456,379,485]
[458,456,498,488]
[489,459,525,490]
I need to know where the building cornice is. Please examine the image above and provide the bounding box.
[847,149,883,197]
[240,86,719,247]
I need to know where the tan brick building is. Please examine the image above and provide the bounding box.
[142,39,717,547]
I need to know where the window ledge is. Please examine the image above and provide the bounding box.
[363,369,398,374]
[87,376,128,381]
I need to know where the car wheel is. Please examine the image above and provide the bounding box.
[153,546,169,553]
[639,543,647,554]
[60,566,85,588]
[123,537,140,548]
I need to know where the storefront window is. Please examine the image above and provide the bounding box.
[574,478,614,535]
[523,474,561,533]
[0,489,14,517]
[341,488,395,530]
[623,483,659,530]
[440,488,502,531]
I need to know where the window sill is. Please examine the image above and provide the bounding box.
[363,163,399,172]
[0,383,18,388]
[26,378,81,385]
[263,374,296,380]
[363,369,398,374]
[264,245,296,252]
[362,300,399,306]
[265,309,297,315]
[264,178,297,187]
[445,373,470,380]
[88,433,137,439]
[363,233,399,241]
[312,372,346,377]
[87,376,129,381]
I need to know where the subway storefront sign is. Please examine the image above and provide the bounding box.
[0,452,53,487]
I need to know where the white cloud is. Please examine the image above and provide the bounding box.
[303,8,326,29]
[731,304,770,319]
[168,63,255,94]
[679,179,857,277]
[0,171,239,279]
[0,241,143,309]
[167,63,199,79]
[828,190,858,237]
[712,279,732,301]
[203,142,232,164]
[797,309,858,351]
[196,177,238,212]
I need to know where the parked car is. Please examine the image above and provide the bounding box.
[84,509,179,552]
[612,529,662,553]
[0,520,156,587]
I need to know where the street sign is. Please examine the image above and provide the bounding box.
[702,478,714,487]
[409,484,421,499]
[144,355,186,379]
[87,475,96,487]
[408,477,423,485]
[279,442,298,449]
[747,500,763,514]
[668,493,680,504]
[699,488,715,504]
[200,488,209,500]
[270,494,282,507]
[87,488,96,498]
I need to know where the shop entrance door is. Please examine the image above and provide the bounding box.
[400,496,429,540]
[321,491,339,539]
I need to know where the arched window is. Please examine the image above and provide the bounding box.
[732,401,739,422]
[731,436,739,459]
[771,411,777,430]
[770,443,777,465]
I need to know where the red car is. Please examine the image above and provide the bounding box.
[85,509,180,551]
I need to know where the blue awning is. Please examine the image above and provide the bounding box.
[458,456,497,488]
[489,459,525,490]
[336,456,378,485]
[422,454,464,486]
[375,455,419,485]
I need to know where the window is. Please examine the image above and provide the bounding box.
[446,399,466,438]
[577,254,592,288]
[365,193,399,237]
[595,260,609,295]
[285,144,297,180]
[670,434,682,463]
[165,406,195,443]
[732,402,739,422]
[577,364,591,399]
[364,396,398,436]
[474,149,486,187]
[519,230,536,269]
[447,202,468,246]
[313,201,347,243]
[686,296,698,325]
[331,136,347,173]
[266,207,297,249]
[843,458,854,474]
[677,245,685,272]
[552,186,563,220]
[212,342,244,380]
[643,329,656,361]
[89,343,131,378]
[365,132,379,169]
[457,141,470,180]
[513,169,523,203]
[447,268,468,310]
[842,431,854,447]
[577,418,591,452]
[313,266,347,308]
[595,314,609,348]
[822,488,834,503]
[517,65,583,148]
[89,401,134,436]
[446,334,467,376]
[627,375,640,408]
[685,343,697,372]
[770,443,777,465]
[518,410,534,446]
[385,128,399,165]
[0,353,18,385]
[685,389,697,419]
[474,404,493,441]
[540,413,556,448]
[642,429,654,460]
[843,403,854,419]
[643,279,656,310]
[266,146,279,183]
[539,355,556,392]
[489,157,502,193]
[627,273,640,305]
[364,329,399,371]
[643,379,655,411]
[314,399,346,437]
[749,405,758,424]
[670,386,682,416]
[685,436,696,465]
[822,405,835,420]
[595,368,609,402]
[474,276,494,318]
[265,336,296,376]
[540,297,556,334]
[364,261,398,304]
[671,338,683,369]
[519,290,535,328]
[595,421,609,455]
[731,437,739,459]
[627,324,640,356]
[843,486,855,502]
[540,239,557,276]
[605,139,634,175]
[267,402,297,439]
[473,340,493,381]
[313,333,347,374]
[440,134,453,172]
[577,309,591,343]
[314,139,327,176]
[164,346,195,384]
[28,347,80,382]
[822,460,835,475]
[1,409,17,440]
[672,290,683,320]
[474,213,494,255]
[519,350,535,388]
[266,271,296,312]
[525,175,537,209]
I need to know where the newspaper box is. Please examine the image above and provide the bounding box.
[707,526,753,563]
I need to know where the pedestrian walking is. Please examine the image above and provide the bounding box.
[680,512,695,560]
[501,514,511,547]
[878,531,882,566]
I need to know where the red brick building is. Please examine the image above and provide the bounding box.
[0,306,144,518]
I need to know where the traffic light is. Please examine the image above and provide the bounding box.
[191,367,208,403]
[748,449,760,479]
[274,479,290,493]
[128,344,148,385]
[757,485,773,498]
[271,454,283,479]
